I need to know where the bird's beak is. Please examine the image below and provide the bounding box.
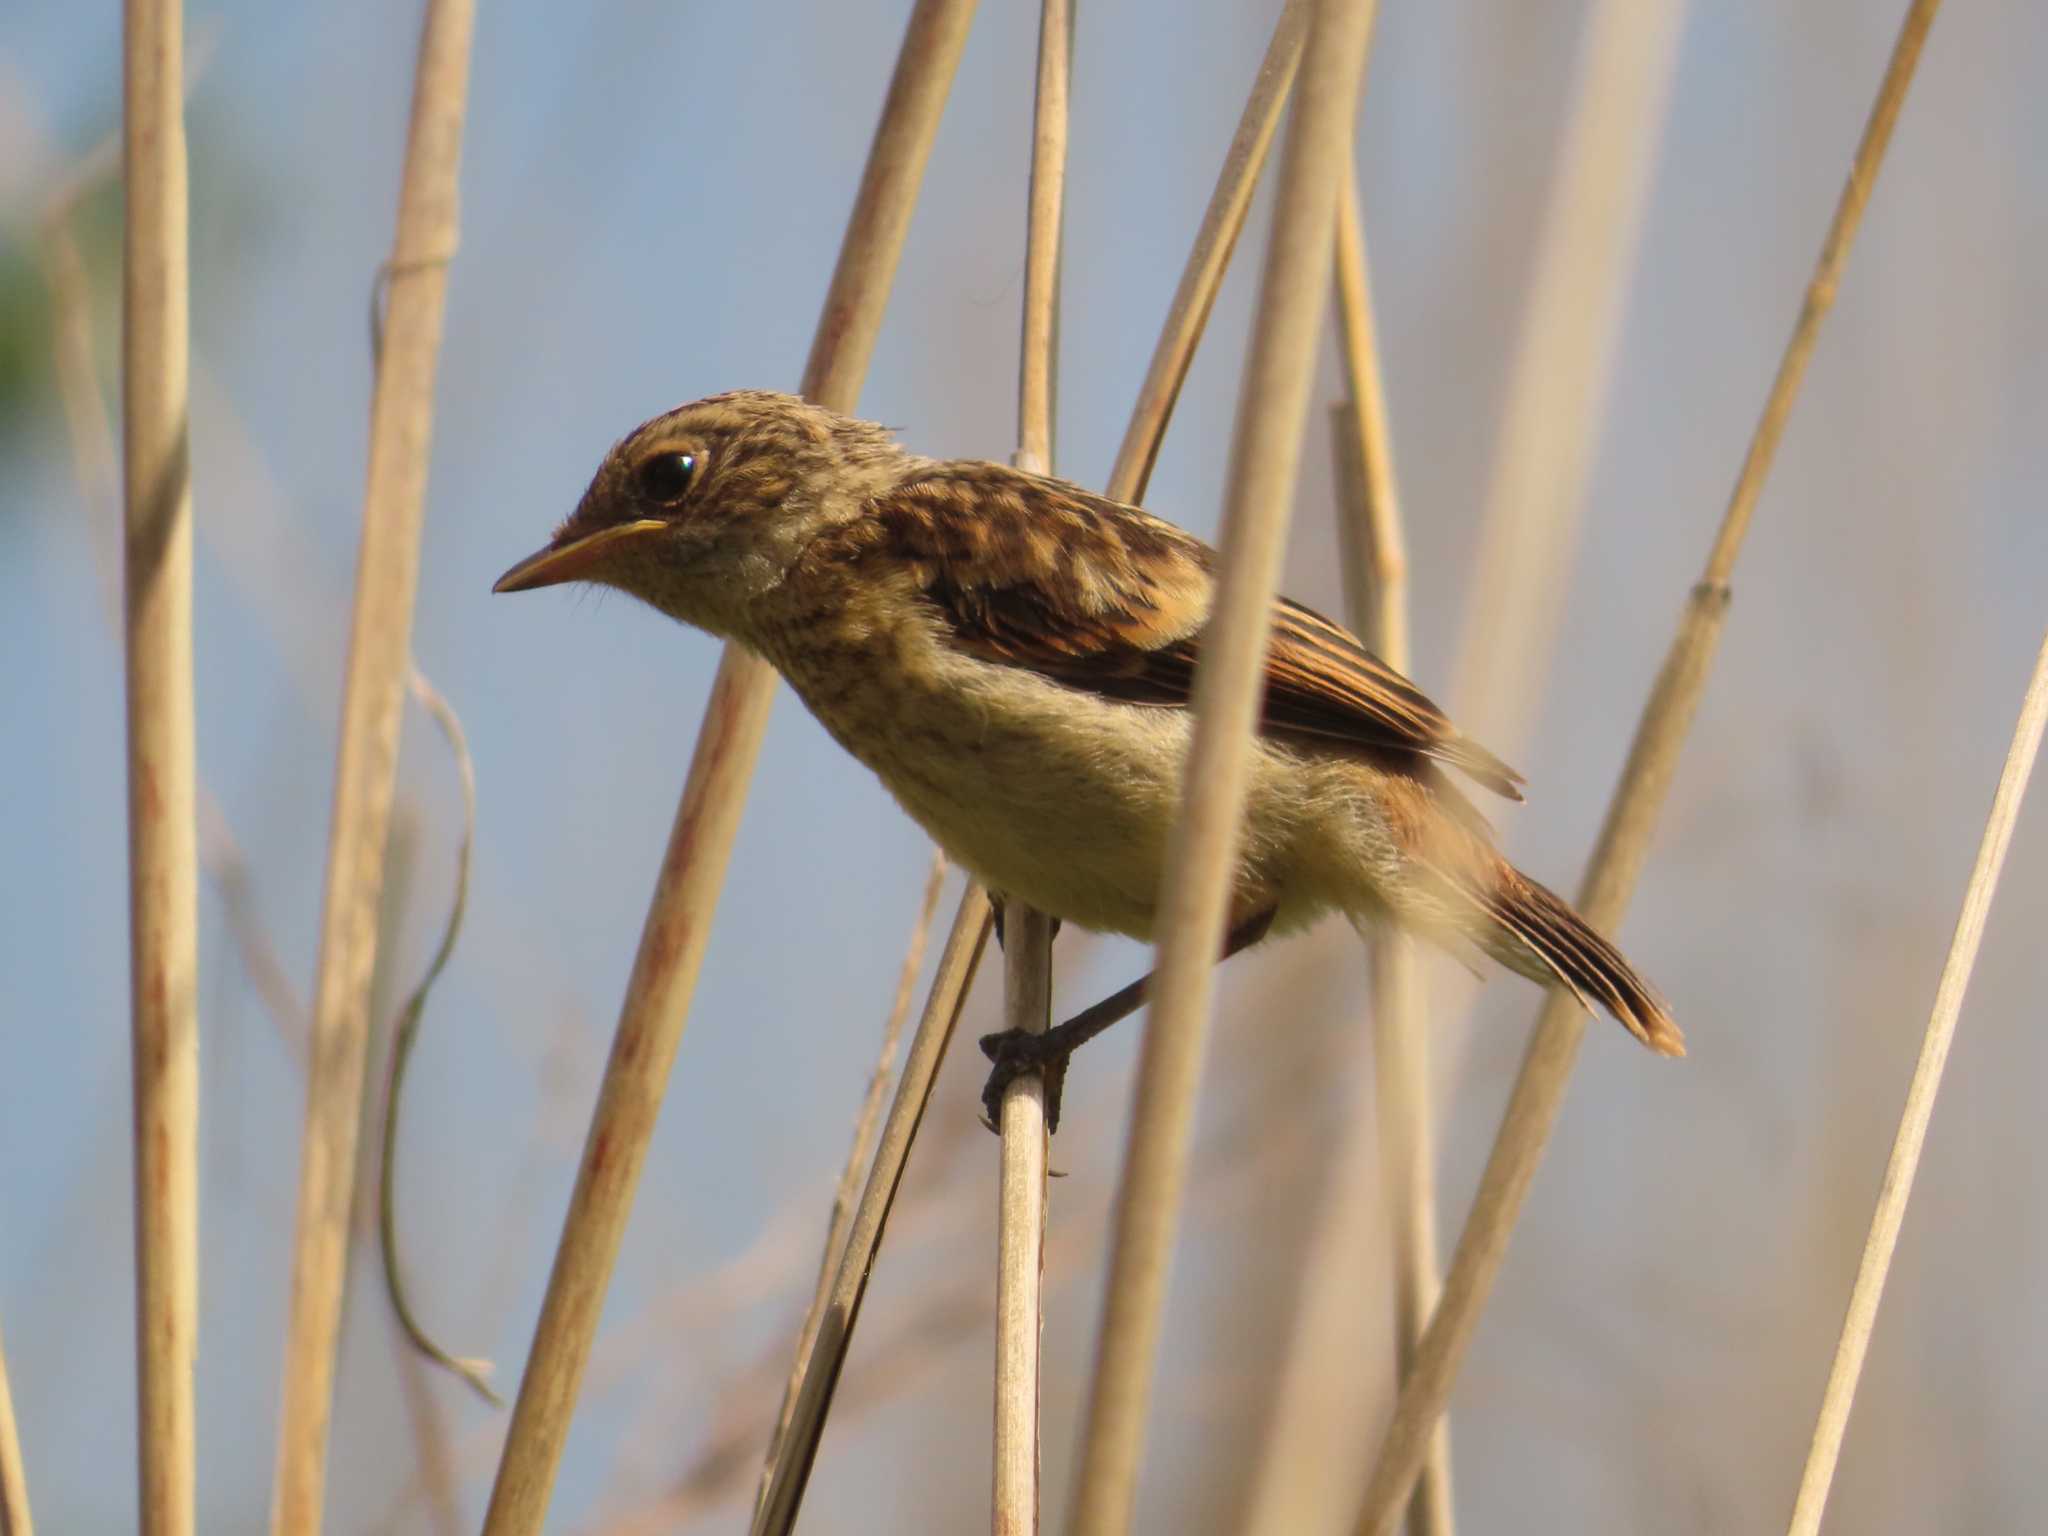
[491,519,669,594]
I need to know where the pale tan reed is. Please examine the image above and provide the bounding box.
[994,2,1073,1531]
[1333,162,1454,1536]
[1106,0,1310,502]
[0,1318,29,1536]
[1246,156,1455,1536]
[1353,3,1946,1529]
[1786,627,2048,1531]
[269,6,476,1530]
[994,904,1057,1534]
[121,1,199,1531]
[478,6,983,1531]
[1066,4,1382,1532]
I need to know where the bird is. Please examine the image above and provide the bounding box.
[494,389,1682,1128]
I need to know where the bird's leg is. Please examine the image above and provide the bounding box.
[979,907,1277,1133]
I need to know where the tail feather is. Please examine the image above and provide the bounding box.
[1482,869,1684,1056]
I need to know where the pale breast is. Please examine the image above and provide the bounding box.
[759,598,1318,936]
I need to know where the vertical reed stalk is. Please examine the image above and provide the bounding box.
[122,1,198,1531]
[1066,4,1381,1532]
[1445,0,1688,754]
[1335,163,1454,1536]
[269,6,476,1530]
[0,1318,29,1536]
[994,905,1056,1534]
[478,6,982,1532]
[994,3,1072,1529]
[1353,4,1944,1529]
[1786,627,2048,1533]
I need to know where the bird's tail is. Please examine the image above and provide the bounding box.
[1472,865,1683,1055]
[1387,829,1684,1055]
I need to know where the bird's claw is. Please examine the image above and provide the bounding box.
[978,1027,1072,1134]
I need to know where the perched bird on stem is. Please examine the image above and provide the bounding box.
[496,390,1682,1128]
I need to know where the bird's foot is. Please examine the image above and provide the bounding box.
[978,1027,1074,1134]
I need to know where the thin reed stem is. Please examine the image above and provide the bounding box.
[752,889,996,1536]
[270,5,476,1529]
[377,669,496,1405]
[479,6,983,1531]
[994,3,1072,1530]
[122,1,199,1531]
[1786,627,2048,1533]
[1333,159,1452,1536]
[995,905,1056,1534]
[0,1317,29,1536]
[755,850,948,1515]
[1105,0,1311,504]
[1353,4,1945,1529]
[1066,4,1382,1532]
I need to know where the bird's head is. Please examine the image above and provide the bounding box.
[493,389,903,636]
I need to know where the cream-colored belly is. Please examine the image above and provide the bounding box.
[782,637,1376,938]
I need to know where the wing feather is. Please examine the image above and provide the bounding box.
[855,463,1524,799]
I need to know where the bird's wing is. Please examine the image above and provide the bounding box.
[857,462,1525,799]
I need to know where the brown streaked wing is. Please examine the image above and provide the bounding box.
[861,464,1525,799]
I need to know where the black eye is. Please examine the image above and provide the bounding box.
[637,451,697,503]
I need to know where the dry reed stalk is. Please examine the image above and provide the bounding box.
[0,1318,29,1536]
[1106,0,1310,503]
[1243,160,1454,1535]
[478,6,983,1531]
[1065,4,1382,1532]
[994,3,1073,1528]
[1785,627,2048,1532]
[754,849,948,1514]
[994,905,1056,1532]
[269,5,475,1529]
[1332,169,1453,1536]
[752,889,996,1536]
[1353,3,1945,1529]
[121,1,199,1531]
[1444,0,1688,756]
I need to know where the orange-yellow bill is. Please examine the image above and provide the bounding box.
[491,518,668,593]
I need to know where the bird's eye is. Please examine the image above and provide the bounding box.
[637,451,697,503]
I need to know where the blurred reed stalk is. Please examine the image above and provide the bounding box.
[1786,626,2048,1534]
[754,7,1314,1522]
[1065,3,1382,1532]
[1354,3,1945,1528]
[1243,152,1455,1536]
[1445,0,1688,757]
[477,5,984,1531]
[753,889,996,1536]
[269,3,476,1529]
[122,0,200,1531]
[0,1318,28,1535]
[753,850,947,1517]
[993,0,1072,1527]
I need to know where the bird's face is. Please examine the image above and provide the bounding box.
[493,389,899,637]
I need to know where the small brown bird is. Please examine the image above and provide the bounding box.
[496,389,1681,1125]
